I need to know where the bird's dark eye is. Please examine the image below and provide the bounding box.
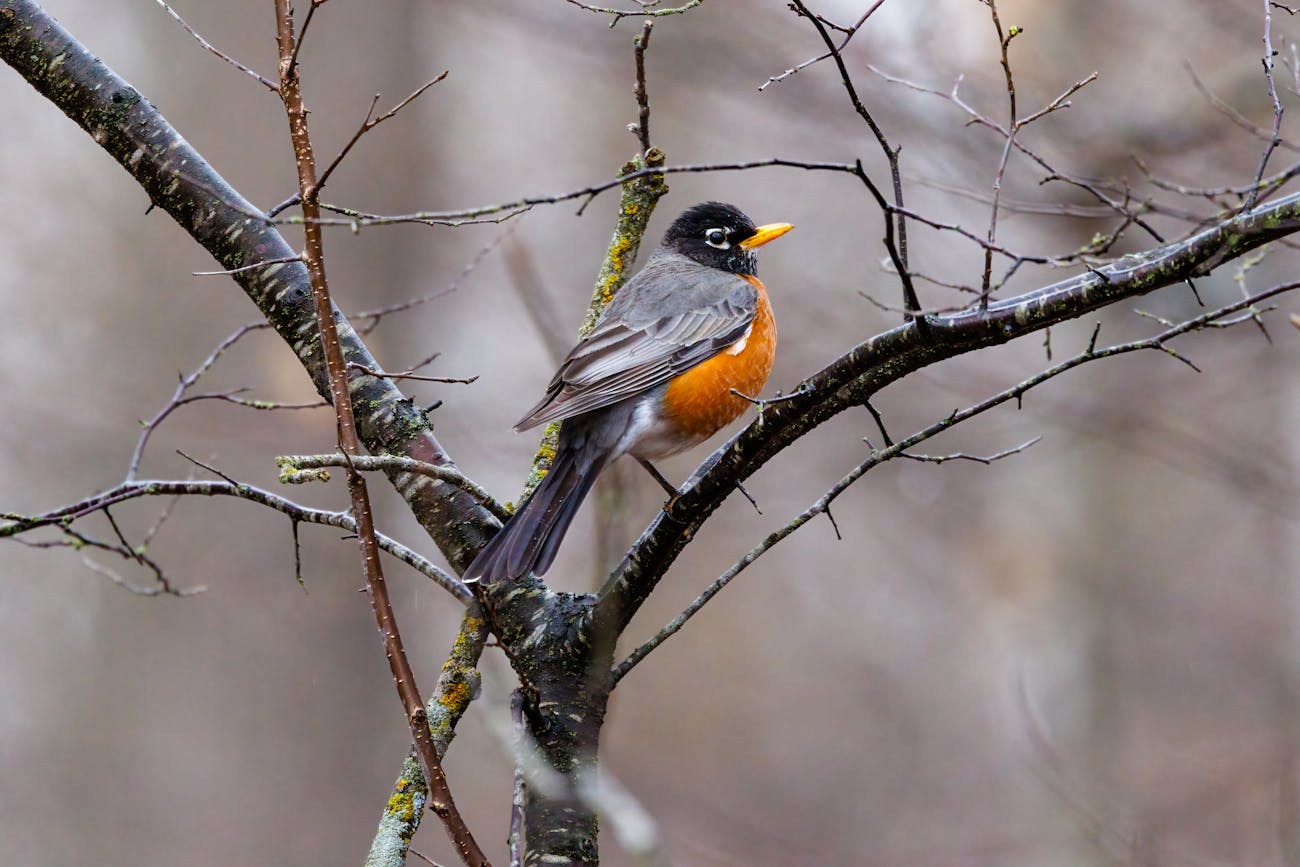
[705,227,730,249]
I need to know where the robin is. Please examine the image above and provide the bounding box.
[465,201,793,585]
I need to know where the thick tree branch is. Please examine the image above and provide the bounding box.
[612,278,1297,680]
[0,0,499,575]
[594,188,1300,635]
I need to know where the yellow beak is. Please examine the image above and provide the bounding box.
[738,222,794,250]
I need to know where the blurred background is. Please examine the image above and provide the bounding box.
[3,0,1299,864]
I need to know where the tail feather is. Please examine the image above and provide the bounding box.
[463,445,602,585]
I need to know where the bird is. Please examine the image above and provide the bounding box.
[464,201,793,585]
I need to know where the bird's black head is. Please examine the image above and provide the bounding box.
[661,201,793,275]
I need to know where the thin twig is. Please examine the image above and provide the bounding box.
[346,361,479,386]
[271,5,488,863]
[1248,0,1286,210]
[152,0,279,92]
[981,1,1021,308]
[1,478,469,601]
[790,0,919,320]
[314,72,449,196]
[276,452,510,521]
[632,20,653,153]
[759,1,888,91]
[355,228,513,335]
[1184,61,1299,156]
[900,436,1042,465]
[564,0,701,27]
[287,158,858,228]
[192,254,303,276]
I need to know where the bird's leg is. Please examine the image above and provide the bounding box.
[636,457,679,498]
[636,456,760,516]
[635,457,687,523]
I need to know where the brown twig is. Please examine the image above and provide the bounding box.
[315,72,449,196]
[286,0,331,73]
[271,4,488,864]
[632,19,653,154]
[868,64,1160,250]
[17,521,204,597]
[152,0,279,92]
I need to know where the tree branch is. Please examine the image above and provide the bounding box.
[612,280,1297,680]
[0,0,500,574]
[271,3,487,863]
[594,188,1300,636]
[0,478,470,601]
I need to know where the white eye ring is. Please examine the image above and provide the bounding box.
[705,227,730,249]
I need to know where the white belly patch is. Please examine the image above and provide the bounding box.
[724,323,754,356]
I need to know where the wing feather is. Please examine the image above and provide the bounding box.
[515,262,758,430]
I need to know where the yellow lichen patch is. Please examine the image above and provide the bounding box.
[438,678,472,709]
[386,779,418,823]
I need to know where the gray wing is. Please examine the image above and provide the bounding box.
[514,254,758,431]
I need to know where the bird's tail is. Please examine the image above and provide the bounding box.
[463,441,604,585]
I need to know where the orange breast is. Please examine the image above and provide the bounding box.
[662,275,777,440]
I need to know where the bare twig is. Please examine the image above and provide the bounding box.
[152,0,279,92]
[729,382,814,426]
[126,323,326,482]
[365,606,490,867]
[276,452,510,522]
[564,0,701,27]
[286,0,332,73]
[981,2,1021,308]
[82,557,203,597]
[192,253,303,277]
[355,229,513,335]
[1,478,468,601]
[632,19,653,153]
[1184,61,1299,156]
[868,65,1162,249]
[314,72,449,196]
[271,5,488,863]
[789,0,919,320]
[1248,0,1286,210]
[759,1,888,91]
[289,158,859,228]
[900,436,1042,465]
[17,521,204,597]
[346,361,479,386]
